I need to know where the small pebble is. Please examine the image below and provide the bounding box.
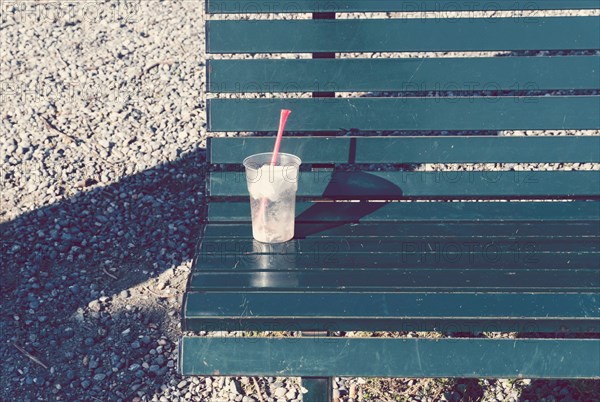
[274,387,287,398]
[93,373,106,381]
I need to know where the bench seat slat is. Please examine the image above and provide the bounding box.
[189,269,600,292]
[207,18,600,53]
[196,251,599,270]
[208,97,600,132]
[209,171,600,198]
[179,337,600,379]
[208,136,600,164]
[203,222,600,238]
[209,56,600,93]
[184,292,600,319]
[207,0,600,13]
[207,201,600,222]
[201,236,600,252]
[183,292,600,332]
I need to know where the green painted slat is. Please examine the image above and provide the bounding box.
[355,136,600,163]
[207,201,600,222]
[207,0,600,13]
[183,292,600,332]
[180,337,600,379]
[208,97,600,132]
[208,56,600,93]
[185,292,600,319]
[209,136,348,164]
[209,171,600,198]
[184,317,599,333]
[200,237,599,256]
[195,251,599,271]
[188,269,600,291]
[208,136,600,164]
[203,222,600,238]
[207,18,600,53]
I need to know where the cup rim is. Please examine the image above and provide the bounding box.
[243,152,302,169]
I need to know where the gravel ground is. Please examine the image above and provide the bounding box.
[1,1,599,401]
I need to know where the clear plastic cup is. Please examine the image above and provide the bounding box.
[243,152,301,243]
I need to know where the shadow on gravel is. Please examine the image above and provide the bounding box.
[519,379,600,402]
[0,148,206,399]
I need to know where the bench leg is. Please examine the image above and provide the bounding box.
[301,331,332,402]
[302,377,331,402]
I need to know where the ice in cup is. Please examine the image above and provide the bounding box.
[243,152,301,243]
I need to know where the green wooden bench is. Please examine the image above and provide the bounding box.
[180,1,600,400]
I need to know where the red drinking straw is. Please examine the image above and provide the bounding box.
[256,109,292,225]
[271,109,292,165]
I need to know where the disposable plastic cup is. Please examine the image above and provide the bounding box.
[243,152,301,243]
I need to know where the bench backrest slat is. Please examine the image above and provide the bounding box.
[208,97,600,131]
[208,136,600,164]
[209,171,600,199]
[207,18,600,53]
[207,0,600,13]
[209,56,600,93]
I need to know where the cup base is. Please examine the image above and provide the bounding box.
[252,235,294,244]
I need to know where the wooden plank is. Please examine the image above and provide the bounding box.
[207,96,600,132]
[208,136,600,164]
[207,0,600,13]
[206,18,600,53]
[188,269,600,292]
[208,171,600,198]
[180,337,600,379]
[203,222,600,238]
[207,201,600,222]
[208,56,600,93]
[183,292,600,332]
